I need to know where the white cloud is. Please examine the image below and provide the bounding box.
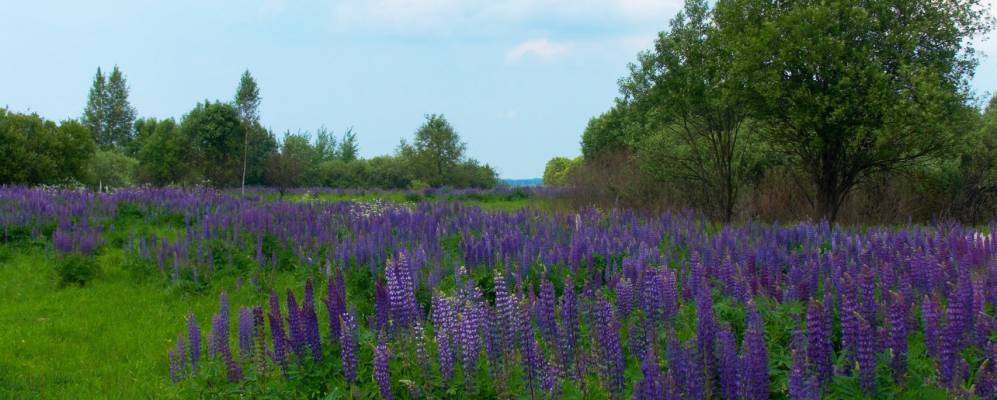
[506,38,571,63]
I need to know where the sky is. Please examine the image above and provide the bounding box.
[2,0,997,179]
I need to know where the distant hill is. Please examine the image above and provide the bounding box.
[501,178,543,187]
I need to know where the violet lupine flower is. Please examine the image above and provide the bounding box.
[740,302,768,400]
[169,335,185,383]
[325,268,346,345]
[633,351,663,400]
[666,334,688,399]
[339,311,358,384]
[686,340,705,400]
[629,320,648,364]
[238,307,254,362]
[374,279,390,333]
[414,321,431,380]
[209,313,226,359]
[888,291,907,383]
[268,290,289,371]
[495,272,517,356]
[252,306,268,375]
[975,343,997,399]
[302,280,322,361]
[789,327,815,400]
[559,276,579,376]
[855,312,876,395]
[187,313,201,375]
[806,299,832,386]
[286,290,307,360]
[695,283,716,391]
[595,296,624,394]
[375,337,393,400]
[921,295,941,359]
[521,314,544,399]
[716,323,738,400]
[617,277,634,318]
[223,348,243,383]
[839,277,859,373]
[459,303,480,390]
[386,253,418,329]
[537,276,557,342]
[432,295,456,382]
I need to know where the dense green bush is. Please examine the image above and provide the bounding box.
[55,253,100,287]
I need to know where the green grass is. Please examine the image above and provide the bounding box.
[0,244,299,399]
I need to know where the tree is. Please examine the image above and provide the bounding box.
[134,118,188,185]
[235,70,261,194]
[82,68,108,147]
[105,66,136,147]
[315,126,339,161]
[716,0,992,222]
[338,127,359,162]
[543,156,579,187]
[409,114,466,187]
[86,148,138,189]
[180,101,244,187]
[619,0,759,222]
[0,109,95,185]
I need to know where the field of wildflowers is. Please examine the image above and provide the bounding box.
[1,187,995,398]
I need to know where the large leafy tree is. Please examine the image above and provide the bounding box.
[716,0,992,221]
[0,109,95,185]
[181,101,244,187]
[338,128,359,163]
[134,118,188,185]
[408,114,466,187]
[620,0,759,222]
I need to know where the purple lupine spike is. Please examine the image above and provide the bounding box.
[432,295,456,382]
[268,290,289,371]
[375,337,393,400]
[238,307,254,362]
[633,350,663,400]
[386,253,418,329]
[596,296,624,394]
[975,342,997,399]
[252,305,268,375]
[187,313,201,375]
[223,348,243,382]
[559,276,579,376]
[740,302,768,400]
[340,310,358,383]
[666,333,688,399]
[922,295,941,359]
[537,276,557,342]
[415,321,432,381]
[169,335,185,383]
[840,276,859,373]
[686,340,706,400]
[855,312,876,394]
[521,307,544,399]
[459,302,480,390]
[629,320,648,364]
[302,280,322,361]
[716,323,738,400]
[806,299,832,386]
[374,279,390,333]
[695,283,716,393]
[888,291,907,383]
[210,313,226,359]
[617,277,634,318]
[325,268,347,345]
[286,290,307,360]
[789,327,810,400]
[495,272,516,357]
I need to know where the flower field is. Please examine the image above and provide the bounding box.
[1,187,996,399]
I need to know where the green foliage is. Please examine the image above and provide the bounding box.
[133,118,189,186]
[338,128,359,163]
[84,66,136,148]
[0,109,96,185]
[55,253,100,287]
[85,148,138,189]
[181,101,245,187]
[543,156,580,186]
[406,114,468,187]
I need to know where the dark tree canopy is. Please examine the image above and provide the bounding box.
[180,101,244,187]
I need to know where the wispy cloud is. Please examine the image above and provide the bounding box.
[506,38,571,63]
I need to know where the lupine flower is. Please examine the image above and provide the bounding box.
[537,276,557,342]
[559,276,579,375]
[686,340,705,400]
[302,280,322,361]
[187,313,201,375]
[595,296,624,394]
[286,290,307,360]
[325,268,346,345]
[716,323,738,400]
[268,290,289,371]
[375,337,393,400]
[666,334,687,399]
[459,303,480,390]
[374,279,390,333]
[414,321,431,380]
[740,302,768,400]
[340,310,358,383]
[238,307,254,362]
[169,335,185,383]
[888,291,907,383]
[922,294,941,359]
[386,253,418,329]
[696,283,716,391]
[855,312,876,394]
[633,350,663,400]
[252,306,267,375]
[806,299,832,386]
[432,295,456,382]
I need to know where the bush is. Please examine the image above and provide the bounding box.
[55,253,99,287]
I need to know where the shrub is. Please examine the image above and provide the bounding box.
[55,253,99,287]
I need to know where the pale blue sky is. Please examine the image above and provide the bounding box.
[2,0,996,178]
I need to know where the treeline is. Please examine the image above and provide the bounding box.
[0,69,497,191]
[546,0,996,224]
